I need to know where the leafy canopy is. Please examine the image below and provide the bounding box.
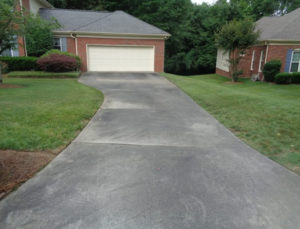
[25,15,60,57]
[215,18,259,53]
[0,0,24,54]
[215,18,259,81]
[12,0,300,74]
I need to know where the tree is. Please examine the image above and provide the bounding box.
[25,15,59,57]
[0,0,25,84]
[0,0,25,55]
[215,19,259,82]
[183,1,245,74]
[101,0,194,74]
[47,0,102,10]
[231,0,300,20]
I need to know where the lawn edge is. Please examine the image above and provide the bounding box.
[161,72,300,176]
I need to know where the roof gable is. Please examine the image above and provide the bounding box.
[39,8,170,37]
[256,8,300,41]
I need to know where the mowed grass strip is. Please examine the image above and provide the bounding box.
[0,78,103,151]
[163,73,300,174]
[7,71,80,78]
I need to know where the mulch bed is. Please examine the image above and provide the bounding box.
[0,150,56,199]
[224,81,243,84]
[0,84,23,89]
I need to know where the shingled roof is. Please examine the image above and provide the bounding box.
[256,8,300,41]
[39,8,170,37]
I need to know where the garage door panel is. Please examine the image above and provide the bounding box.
[88,46,155,72]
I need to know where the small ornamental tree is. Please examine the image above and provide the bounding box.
[25,15,60,57]
[0,0,25,84]
[0,0,24,55]
[215,19,259,82]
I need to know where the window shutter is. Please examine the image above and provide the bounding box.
[61,38,68,52]
[284,49,293,72]
[1,49,12,57]
[12,43,19,57]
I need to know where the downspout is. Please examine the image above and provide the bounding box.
[264,41,269,63]
[70,33,78,56]
[262,41,269,81]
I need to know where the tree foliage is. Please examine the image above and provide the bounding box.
[215,19,259,81]
[0,0,25,83]
[231,0,300,20]
[47,0,101,10]
[10,0,300,74]
[25,15,59,57]
[0,0,25,55]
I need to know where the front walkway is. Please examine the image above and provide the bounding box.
[0,72,299,228]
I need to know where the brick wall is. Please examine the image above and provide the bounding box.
[266,45,300,72]
[18,37,26,56]
[16,0,30,56]
[67,38,76,55]
[67,37,165,72]
[216,68,230,78]
[238,46,266,79]
[22,0,30,11]
[217,44,300,79]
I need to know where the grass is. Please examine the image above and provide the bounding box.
[7,71,81,78]
[0,78,103,151]
[163,73,300,174]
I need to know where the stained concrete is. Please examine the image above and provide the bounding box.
[0,72,299,229]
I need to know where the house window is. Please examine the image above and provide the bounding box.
[250,50,255,71]
[258,50,264,72]
[1,47,19,57]
[53,38,62,51]
[290,51,300,72]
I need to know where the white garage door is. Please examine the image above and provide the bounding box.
[87,45,155,72]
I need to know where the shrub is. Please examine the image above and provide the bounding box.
[275,73,292,84]
[263,59,282,82]
[0,56,38,72]
[41,49,81,70]
[37,54,78,72]
[291,72,300,84]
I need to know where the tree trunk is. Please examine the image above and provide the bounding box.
[0,64,2,84]
[230,49,236,82]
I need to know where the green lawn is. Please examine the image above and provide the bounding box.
[0,78,103,151]
[8,71,80,78]
[163,73,300,174]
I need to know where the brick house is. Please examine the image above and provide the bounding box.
[3,0,170,72]
[216,8,300,80]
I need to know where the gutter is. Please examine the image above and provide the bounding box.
[259,39,300,45]
[38,0,54,8]
[54,31,171,40]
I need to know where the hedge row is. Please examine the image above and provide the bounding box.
[275,72,300,84]
[0,50,81,73]
[0,56,38,72]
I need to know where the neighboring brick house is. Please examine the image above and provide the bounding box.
[216,8,300,80]
[3,0,170,72]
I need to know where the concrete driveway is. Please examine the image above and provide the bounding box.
[0,72,300,229]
